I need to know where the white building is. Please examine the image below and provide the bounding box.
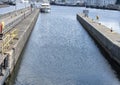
[86,0,117,6]
[54,0,117,6]
[21,0,29,3]
[103,0,117,6]
[65,0,85,5]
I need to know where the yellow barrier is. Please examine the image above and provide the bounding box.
[2,29,18,54]
[2,34,11,54]
[10,29,18,39]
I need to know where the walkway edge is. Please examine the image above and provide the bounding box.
[0,9,39,85]
[10,9,39,73]
[77,14,120,65]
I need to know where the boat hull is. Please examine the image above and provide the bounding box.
[40,8,50,13]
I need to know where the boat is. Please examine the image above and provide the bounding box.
[40,3,51,13]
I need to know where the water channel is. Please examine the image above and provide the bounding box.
[8,6,120,85]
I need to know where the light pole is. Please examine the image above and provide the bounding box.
[24,2,26,9]
[15,0,17,10]
[24,2,26,18]
[15,0,17,16]
[104,0,105,7]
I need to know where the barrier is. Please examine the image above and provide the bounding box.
[2,29,18,54]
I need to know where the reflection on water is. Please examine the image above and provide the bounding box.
[11,6,120,85]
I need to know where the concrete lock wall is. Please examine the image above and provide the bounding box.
[9,9,39,73]
[77,14,120,64]
[0,8,39,85]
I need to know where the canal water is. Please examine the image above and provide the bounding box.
[9,6,120,85]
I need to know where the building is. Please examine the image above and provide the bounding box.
[21,0,29,3]
[85,0,96,6]
[86,0,117,6]
[75,0,85,5]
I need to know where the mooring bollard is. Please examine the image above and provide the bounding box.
[110,27,113,32]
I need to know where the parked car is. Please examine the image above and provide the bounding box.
[9,1,16,5]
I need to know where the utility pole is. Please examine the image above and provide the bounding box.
[14,0,17,16]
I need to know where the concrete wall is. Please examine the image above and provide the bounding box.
[0,8,39,85]
[0,7,29,19]
[77,14,120,64]
[9,9,39,72]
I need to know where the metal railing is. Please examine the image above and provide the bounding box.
[2,29,18,54]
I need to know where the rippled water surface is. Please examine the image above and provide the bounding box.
[13,6,120,85]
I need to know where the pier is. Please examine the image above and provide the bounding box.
[77,14,120,64]
[0,6,39,84]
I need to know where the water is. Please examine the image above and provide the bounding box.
[11,6,120,85]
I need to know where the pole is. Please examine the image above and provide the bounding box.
[15,0,17,16]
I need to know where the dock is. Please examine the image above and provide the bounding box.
[77,14,120,65]
[0,7,39,85]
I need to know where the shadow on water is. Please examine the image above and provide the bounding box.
[97,44,120,80]
[5,27,36,85]
[87,31,120,80]
[5,46,28,85]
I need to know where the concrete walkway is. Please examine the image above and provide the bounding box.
[77,14,120,64]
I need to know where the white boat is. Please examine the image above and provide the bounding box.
[40,3,51,13]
